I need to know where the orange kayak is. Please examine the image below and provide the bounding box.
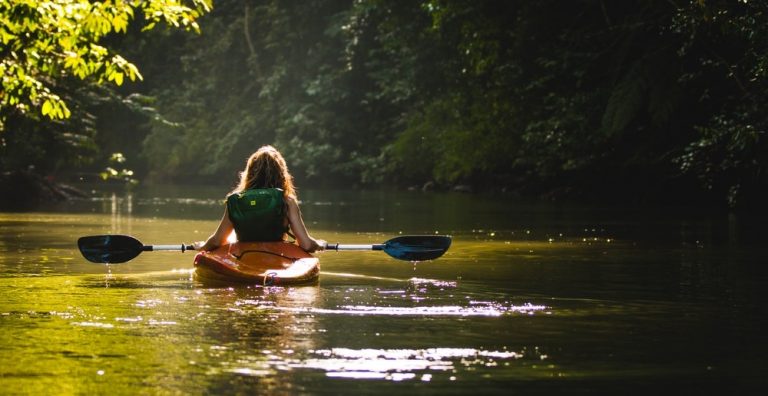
[193,241,320,285]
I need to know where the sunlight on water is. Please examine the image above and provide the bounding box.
[71,321,115,329]
[320,271,406,282]
[257,276,549,317]
[409,277,457,288]
[224,347,526,382]
[285,303,546,317]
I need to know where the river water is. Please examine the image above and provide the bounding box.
[0,185,766,394]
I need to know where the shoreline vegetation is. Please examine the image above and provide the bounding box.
[0,171,87,210]
[0,170,756,214]
[1,1,766,210]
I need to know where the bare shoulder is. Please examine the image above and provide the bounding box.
[284,195,300,210]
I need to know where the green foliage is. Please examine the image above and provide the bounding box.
[99,152,137,184]
[5,0,766,208]
[1,0,210,124]
[139,1,373,182]
[128,0,767,207]
[0,0,210,176]
[676,114,763,204]
[669,0,768,207]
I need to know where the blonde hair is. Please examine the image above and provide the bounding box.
[232,145,296,199]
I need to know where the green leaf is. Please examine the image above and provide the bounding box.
[41,100,52,116]
[113,71,124,86]
[601,69,647,136]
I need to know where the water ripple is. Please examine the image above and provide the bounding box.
[278,302,546,317]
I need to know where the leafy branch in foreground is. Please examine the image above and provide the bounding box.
[0,0,211,129]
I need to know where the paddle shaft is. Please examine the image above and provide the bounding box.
[149,244,387,253]
[325,243,384,251]
[143,244,195,252]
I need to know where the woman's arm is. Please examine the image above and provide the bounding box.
[193,206,234,251]
[286,196,324,252]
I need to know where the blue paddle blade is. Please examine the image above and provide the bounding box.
[382,235,452,261]
[78,235,144,263]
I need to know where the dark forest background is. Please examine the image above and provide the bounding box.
[2,0,767,208]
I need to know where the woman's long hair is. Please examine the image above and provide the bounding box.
[231,145,296,199]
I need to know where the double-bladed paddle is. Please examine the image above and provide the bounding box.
[77,234,452,264]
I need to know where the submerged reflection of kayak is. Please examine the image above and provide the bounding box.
[193,242,320,286]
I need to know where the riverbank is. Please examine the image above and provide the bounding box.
[0,170,88,210]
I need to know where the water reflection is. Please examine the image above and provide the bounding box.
[106,192,133,236]
[297,347,523,381]
[188,285,322,393]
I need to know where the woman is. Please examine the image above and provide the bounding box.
[194,145,324,252]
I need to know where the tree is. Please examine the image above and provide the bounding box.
[0,0,211,177]
[61,0,764,209]
[1,0,210,125]
[671,0,768,207]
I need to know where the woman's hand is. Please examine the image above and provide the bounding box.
[192,241,206,251]
[306,239,326,253]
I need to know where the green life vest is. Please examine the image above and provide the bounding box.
[226,188,287,242]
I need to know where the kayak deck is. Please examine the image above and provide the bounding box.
[193,241,319,285]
